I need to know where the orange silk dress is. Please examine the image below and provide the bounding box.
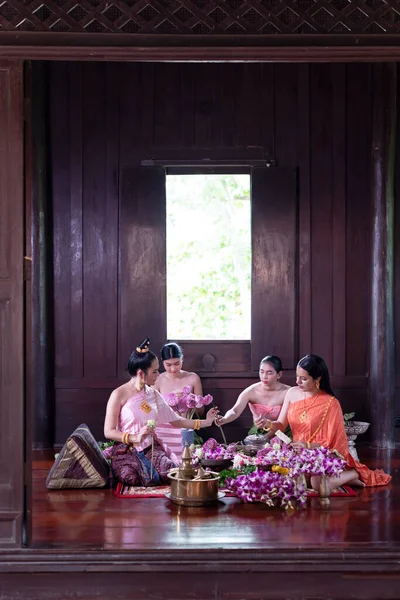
[288,392,391,487]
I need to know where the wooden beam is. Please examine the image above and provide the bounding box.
[370,63,397,449]
[30,62,54,449]
[1,38,400,62]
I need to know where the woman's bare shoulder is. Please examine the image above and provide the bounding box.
[284,386,301,401]
[190,372,202,385]
[109,382,130,404]
[242,382,260,397]
[157,372,169,381]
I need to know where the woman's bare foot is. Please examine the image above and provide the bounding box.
[349,477,366,487]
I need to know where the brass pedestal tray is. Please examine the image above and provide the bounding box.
[167,443,223,507]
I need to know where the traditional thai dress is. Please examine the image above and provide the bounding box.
[156,386,194,460]
[110,385,184,486]
[288,392,391,487]
[249,403,282,423]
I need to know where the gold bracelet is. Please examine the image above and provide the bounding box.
[122,432,130,445]
[263,427,271,433]
[306,442,311,449]
[194,419,201,431]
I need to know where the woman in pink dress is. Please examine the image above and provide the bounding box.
[104,339,218,486]
[217,355,289,432]
[154,342,204,459]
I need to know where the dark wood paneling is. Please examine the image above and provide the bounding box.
[346,64,372,378]
[395,70,400,425]
[274,64,297,168]
[331,64,346,378]
[119,64,155,164]
[0,59,24,547]
[51,62,84,379]
[82,63,119,378]
[48,62,376,445]
[235,64,263,149]
[297,64,311,360]
[118,167,166,373]
[251,167,297,371]
[174,341,251,374]
[370,63,396,448]
[310,64,334,367]
[194,64,220,149]
[154,64,180,149]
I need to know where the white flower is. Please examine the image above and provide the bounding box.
[147,419,157,429]
[273,443,281,451]
[233,454,251,469]
[194,448,204,459]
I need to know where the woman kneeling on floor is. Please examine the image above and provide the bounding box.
[104,338,218,487]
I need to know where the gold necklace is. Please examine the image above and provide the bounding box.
[307,397,334,443]
[299,392,320,423]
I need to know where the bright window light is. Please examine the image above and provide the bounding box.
[166,173,251,340]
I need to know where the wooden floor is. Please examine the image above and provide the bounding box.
[31,447,400,551]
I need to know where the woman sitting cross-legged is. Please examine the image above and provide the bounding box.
[104,338,218,487]
[217,355,289,430]
[263,354,391,491]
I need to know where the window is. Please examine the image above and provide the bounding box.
[166,173,251,340]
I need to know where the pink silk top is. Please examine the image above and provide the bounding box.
[155,386,193,460]
[248,403,282,421]
[118,385,184,456]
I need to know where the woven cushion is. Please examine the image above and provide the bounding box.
[46,424,110,489]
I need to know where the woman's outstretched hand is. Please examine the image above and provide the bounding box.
[205,407,219,426]
[254,416,273,430]
[216,415,226,426]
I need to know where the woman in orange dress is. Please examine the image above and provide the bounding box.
[266,354,391,490]
[217,355,289,429]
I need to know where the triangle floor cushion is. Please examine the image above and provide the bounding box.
[46,423,110,489]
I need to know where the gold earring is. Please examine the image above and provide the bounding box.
[134,377,144,392]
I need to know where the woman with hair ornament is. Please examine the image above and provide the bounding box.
[103,338,218,486]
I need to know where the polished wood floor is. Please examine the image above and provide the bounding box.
[31,448,400,551]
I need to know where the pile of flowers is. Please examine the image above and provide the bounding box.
[165,386,213,419]
[193,438,236,463]
[223,443,347,510]
[253,444,346,478]
[227,470,308,509]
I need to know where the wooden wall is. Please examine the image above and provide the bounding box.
[49,62,373,446]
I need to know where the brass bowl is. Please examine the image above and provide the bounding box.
[168,472,220,506]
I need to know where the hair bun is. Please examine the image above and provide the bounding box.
[136,337,150,354]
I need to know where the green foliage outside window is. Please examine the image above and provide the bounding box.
[166,174,251,340]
